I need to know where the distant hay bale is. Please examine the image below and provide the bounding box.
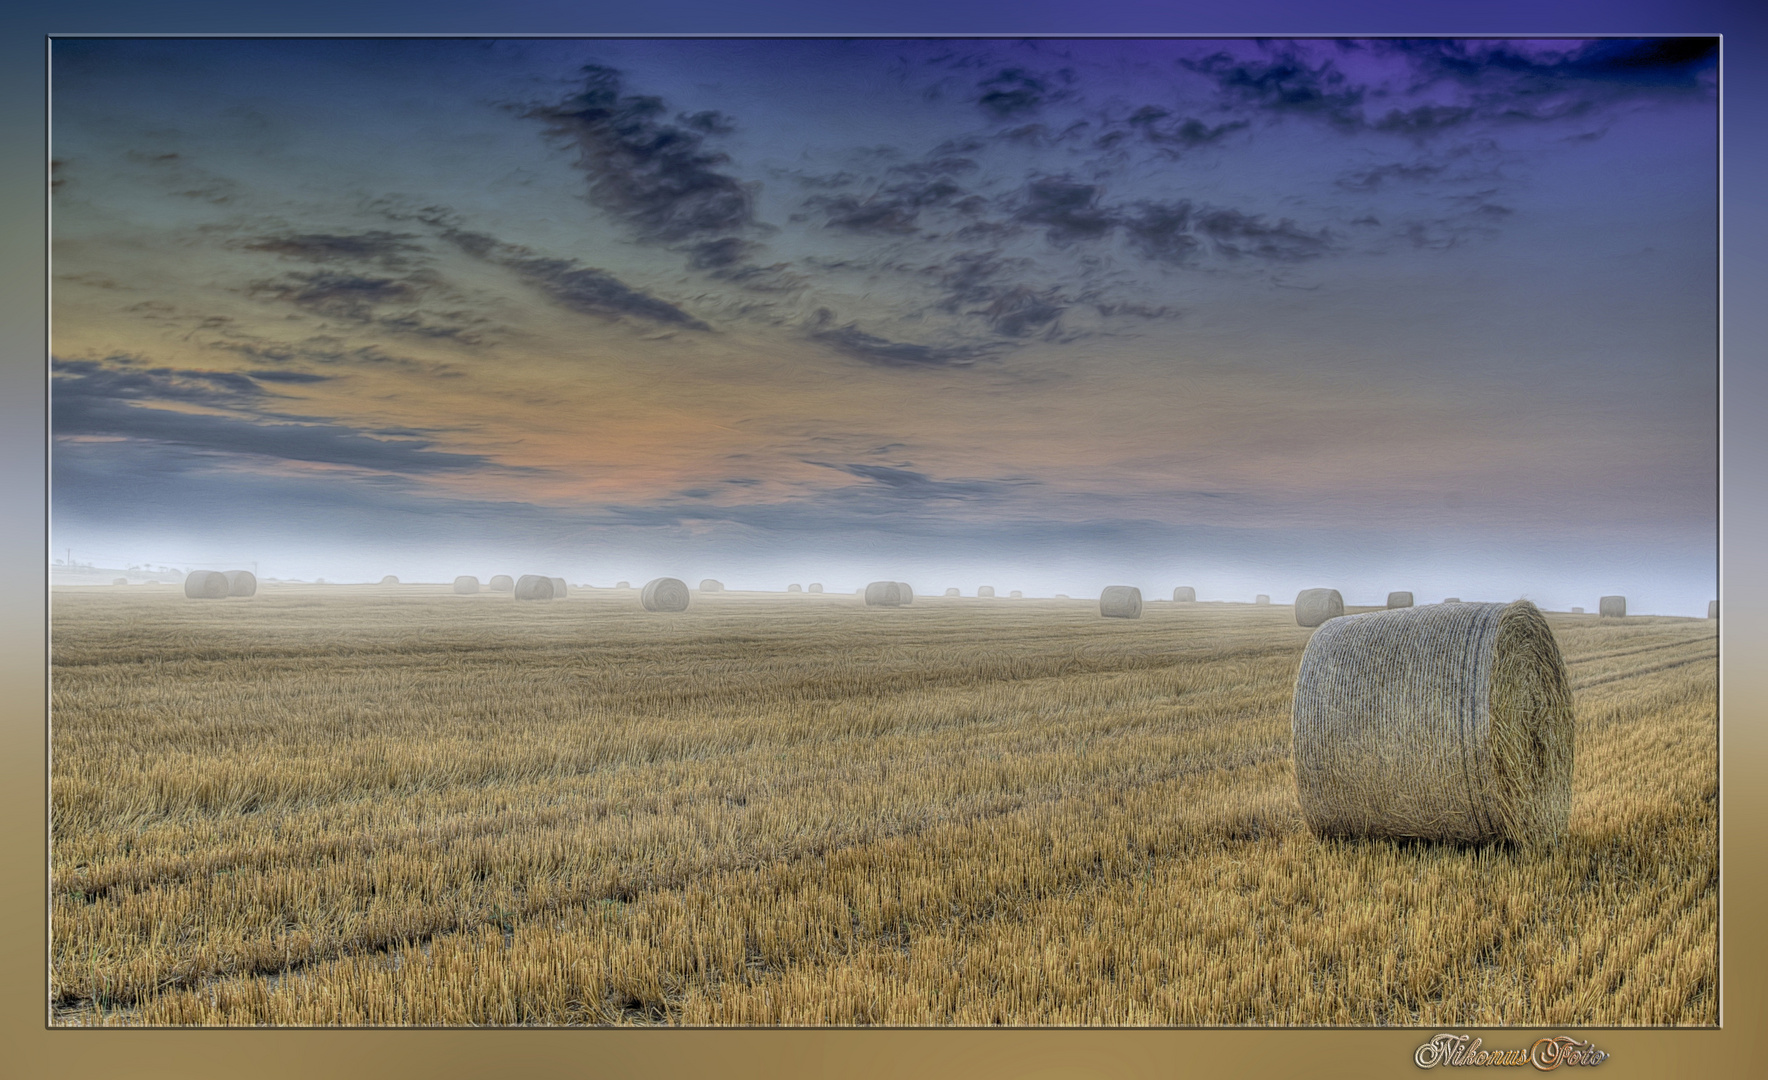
[808,584,822,593]
[1443,597,1462,604]
[700,579,724,593]
[1100,586,1142,619]
[898,583,914,605]
[1295,588,1344,628]
[1291,599,1573,845]
[1173,587,1196,602]
[1599,595,1626,618]
[1386,591,1414,609]
[183,571,229,599]
[641,577,690,612]
[112,578,128,586]
[1009,590,1023,599]
[380,575,399,586]
[489,575,514,593]
[1255,594,1270,605]
[224,571,257,598]
[550,577,568,598]
[1055,593,1069,599]
[514,574,555,601]
[979,586,995,598]
[1570,606,1584,614]
[864,581,905,607]
[453,576,480,595]
[1709,600,1717,619]
[787,584,802,593]
[944,588,959,597]
[616,581,631,589]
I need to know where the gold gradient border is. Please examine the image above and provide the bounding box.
[8,5,1759,1078]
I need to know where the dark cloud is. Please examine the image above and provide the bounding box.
[1369,105,1479,138]
[1111,108,1249,152]
[522,65,754,242]
[805,156,981,236]
[1014,176,1114,243]
[52,356,263,407]
[809,311,993,369]
[1336,162,1447,192]
[248,271,424,321]
[502,256,709,330]
[241,231,425,266]
[808,461,1030,502]
[1184,50,1366,129]
[1121,201,1201,265]
[1392,37,1718,91]
[976,67,1071,119]
[1194,209,1334,261]
[244,369,333,384]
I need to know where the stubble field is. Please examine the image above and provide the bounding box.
[49,586,1718,1026]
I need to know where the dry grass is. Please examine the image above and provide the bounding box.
[48,587,1716,1026]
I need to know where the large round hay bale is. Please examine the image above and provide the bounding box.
[515,574,555,601]
[787,584,802,593]
[1386,591,1413,609]
[380,575,400,585]
[1709,600,1717,619]
[550,577,568,598]
[979,586,995,598]
[700,579,724,593]
[641,577,690,612]
[1100,585,1142,619]
[1291,600,1573,845]
[224,570,257,597]
[1599,595,1626,618]
[453,575,480,595]
[183,571,228,599]
[1009,590,1023,599]
[1255,594,1270,605]
[808,583,823,594]
[489,575,514,593]
[112,577,128,586]
[897,583,914,605]
[944,587,959,597]
[1295,588,1344,628]
[864,581,904,607]
[1173,586,1196,603]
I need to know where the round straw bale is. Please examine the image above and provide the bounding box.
[1291,599,1573,845]
[788,584,802,593]
[1173,586,1196,602]
[1055,593,1069,599]
[1599,595,1626,618]
[641,577,690,612]
[808,583,823,593]
[1570,606,1584,614]
[380,575,399,585]
[1443,597,1461,604]
[1295,588,1344,628]
[1255,594,1270,605]
[864,581,904,607]
[222,570,256,597]
[515,574,555,601]
[944,588,959,597]
[489,575,514,593]
[979,586,995,598]
[453,575,480,595]
[1010,590,1023,599]
[1386,591,1413,609]
[616,581,630,589]
[112,577,128,586]
[1100,585,1142,619]
[897,583,914,605]
[183,571,229,599]
[700,579,724,593]
[1709,600,1717,619]
[549,577,568,598]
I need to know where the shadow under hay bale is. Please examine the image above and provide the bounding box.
[1173,586,1196,602]
[489,575,514,593]
[1600,595,1626,618]
[864,581,905,607]
[1386,591,1413,609]
[550,577,568,599]
[979,586,995,598]
[1100,586,1142,619]
[700,579,724,593]
[1291,599,1573,845]
[380,575,399,586]
[641,577,690,612]
[1295,588,1344,628]
[514,574,555,601]
[453,576,480,595]
[183,571,229,599]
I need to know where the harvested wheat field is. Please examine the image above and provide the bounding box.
[49,587,1716,1027]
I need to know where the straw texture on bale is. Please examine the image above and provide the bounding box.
[1173,586,1196,602]
[1255,594,1270,605]
[979,586,995,598]
[489,575,514,593]
[700,579,724,593]
[864,581,905,607]
[944,588,960,597]
[1099,585,1142,619]
[787,584,802,593]
[1387,591,1414,609]
[514,574,555,601]
[183,571,229,600]
[549,577,568,598]
[1291,599,1574,845]
[1295,588,1344,628]
[1010,590,1023,599]
[1709,600,1717,619]
[380,575,399,585]
[452,576,480,595]
[640,577,690,612]
[1600,595,1626,618]
[808,584,822,593]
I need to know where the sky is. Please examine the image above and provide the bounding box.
[48,37,1718,612]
